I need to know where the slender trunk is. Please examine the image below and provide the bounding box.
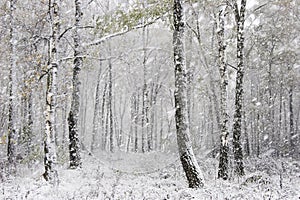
[289,85,295,153]
[118,93,126,148]
[243,108,250,156]
[159,98,163,151]
[148,85,154,151]
[217,8,229,180]
[141,85,148,153]
[134,92,139,152]
[186,32,194,138]
[277,81,283,156]
[80,71,88,141]
[141,27,149,152]
[149,83,159,151]
[43,0,59,184]
[101,82,107,150]
[108,58,114,152]
[7,0,18,171]
[256,113,260,156]
[68,0,83,168]
[232,0,246,177]
[91,61,102,152]
[173,0,204,188]
[208,95,215,153]
[127,95,135,152]
[104,95,109,151]
[27,92,33,157]
[62,99,68,145]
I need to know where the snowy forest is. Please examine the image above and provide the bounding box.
[0,0,299,199]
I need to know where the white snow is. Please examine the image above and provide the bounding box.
[1,151,299,200]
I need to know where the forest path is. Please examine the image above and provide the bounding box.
[85,151,186,199]
[1,151,299,199]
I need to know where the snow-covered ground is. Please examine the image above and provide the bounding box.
[1,151,299,199]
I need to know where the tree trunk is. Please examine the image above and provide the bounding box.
[289,85,295,154]
[43,0,59,184]
[101,82,107,150]
[108,57,114,152]
[118,93,126,148]
[134,92,140,152]
[217,8,229,180]
[91,60,102,152]
[159,98,164,151]
[141,26,149,153]
[232,0,246,177]
[68,0,83,169]
[127,94,135,152]
[173,0,204,188]
[7,0,18,172]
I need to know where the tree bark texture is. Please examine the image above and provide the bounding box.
[68,0,83,168]
[232,0,246,177]
[173,0,204,188]
[7,0,18,171]
[43,0,59,184]
[217,8,229,180]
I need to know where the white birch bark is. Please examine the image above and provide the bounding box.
[43,0,59,184]
[217,8,229,180]
[233,0,246,177]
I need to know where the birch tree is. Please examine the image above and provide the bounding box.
[232,0,246,176]
[43,0,59,184]
[217,7,229,180]
[68,0,82,169]
[173,0,204,188]
[7,0,18,172]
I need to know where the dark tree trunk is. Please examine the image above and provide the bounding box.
[173,0,204,188]
[232,0,246,177]
[289,85,295,154]
[68,0,83,168]
[7,0,18,172]
[217,8,229,180]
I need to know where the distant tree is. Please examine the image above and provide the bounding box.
[173,0,204,188]
[108,55,114,152]
[7,0,18,172]
[91,60,102,152]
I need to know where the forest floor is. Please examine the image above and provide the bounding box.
[1,150,299,200]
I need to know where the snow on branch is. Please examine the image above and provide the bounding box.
[85,16,161,47]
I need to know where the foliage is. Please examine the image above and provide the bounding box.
[95,0,171,36]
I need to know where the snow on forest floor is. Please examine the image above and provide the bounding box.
[1,151,299,200]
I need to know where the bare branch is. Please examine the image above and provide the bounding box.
[59,25,94,40]
[227,63,237,70]
[253,3,268,12]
